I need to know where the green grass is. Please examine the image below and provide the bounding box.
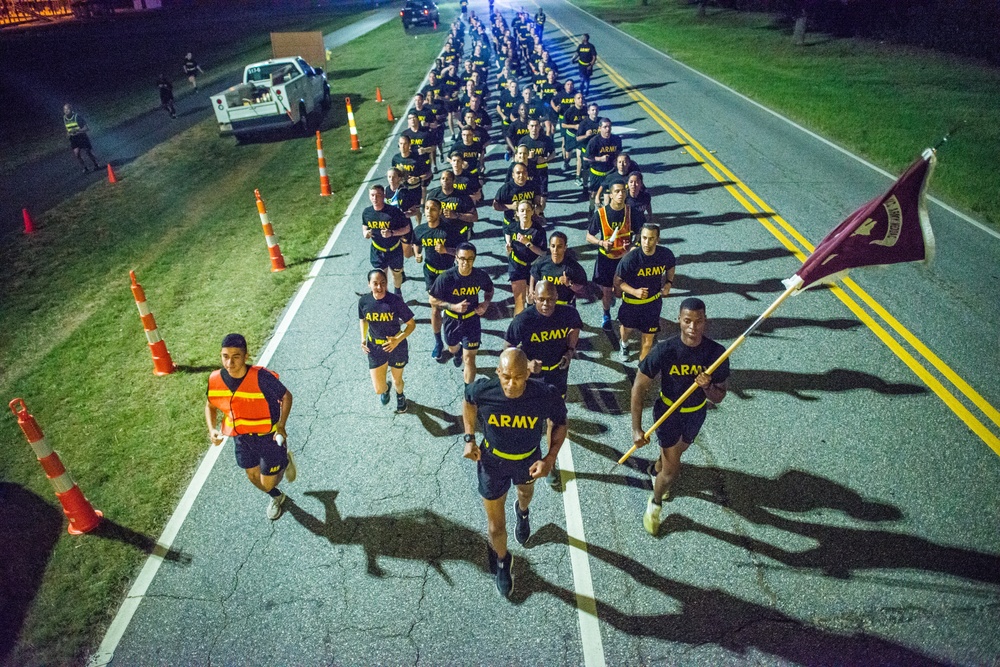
[0,15,449,666]
[566,0,1000,228]
[0,5,366,172]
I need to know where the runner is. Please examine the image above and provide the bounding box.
[428,242,495,385]
[630,298,730,535]
[205,334,295,521]
[586,182,644,329]
[614,223,676,361]
[462,347,568,598]
[359,269,416,414]
[412,199,462,360]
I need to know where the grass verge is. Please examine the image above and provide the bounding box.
[0,4,367,172]
[0,15,448,666]
[565,0,1000,228]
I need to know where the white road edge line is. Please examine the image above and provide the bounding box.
[557,0,1000,241]
[87,49,431,667]
[558,440,607,667]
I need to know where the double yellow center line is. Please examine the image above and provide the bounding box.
[550,18,1000,455]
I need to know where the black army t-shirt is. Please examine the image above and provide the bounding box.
[638,336,731,410]
[530,255,588,304]
[615,246,676,294]
[429,266,494,308]
[504,305,583,367]
[465,377,568,456]
[358,292,415,341]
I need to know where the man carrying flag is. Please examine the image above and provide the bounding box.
[623,149,938,534]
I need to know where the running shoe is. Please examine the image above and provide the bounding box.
[601,313,612,330]
[495,552,514,599]
[643,494,662,535]
[620,340,630,361]
[514,504,530,546]
[284,450,297,483]
[380,389,391,405]
[395,392,408,414]
[431,340,443,360]
[266,492,287,521]
[453,351,463,368]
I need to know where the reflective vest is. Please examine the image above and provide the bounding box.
[64,113,82,136]
[207,367,278,436]
[598,206,631,260]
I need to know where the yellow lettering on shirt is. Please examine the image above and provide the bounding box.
[452,286,481,296]
[365,312,393,322]
[528,327,571,343]
[636,266,665,277]
[487,413,540,429]
[669,364,705,376]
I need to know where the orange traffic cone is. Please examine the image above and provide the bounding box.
[316,131,332,197]
[255,189,287,272]
[129,270,176,375]
[376,87,383,103]
[387,104,395,122]
[10,398,103,535]
[22,208,35,234]
[107,164,117,183]
[345,97,361,151]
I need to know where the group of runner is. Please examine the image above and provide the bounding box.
[206,5,732,600]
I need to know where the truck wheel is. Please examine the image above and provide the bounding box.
[298,103,311,135]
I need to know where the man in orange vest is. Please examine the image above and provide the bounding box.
[585,182,646,330]
[205,334,295,520]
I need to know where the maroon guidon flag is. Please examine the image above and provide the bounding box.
[784,149,937,292]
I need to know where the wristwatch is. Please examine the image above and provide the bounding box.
[463,433,476,443]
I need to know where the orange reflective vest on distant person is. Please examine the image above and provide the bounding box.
[598,206,631,260]
[207,366,278,436]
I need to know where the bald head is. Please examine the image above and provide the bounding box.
[498,347,528,375]
[534,280,557,300]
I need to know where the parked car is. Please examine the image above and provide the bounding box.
[400,0,439,29]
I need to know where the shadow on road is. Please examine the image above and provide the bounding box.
[287,486,960,665]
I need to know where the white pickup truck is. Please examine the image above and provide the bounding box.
[212,57,331,140]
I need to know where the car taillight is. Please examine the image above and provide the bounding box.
[400,9,403,15]
[424,9,428,14]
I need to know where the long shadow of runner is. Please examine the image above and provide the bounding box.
[286,490,494,583]
[572,462,1000,586]
[659,466,1000,586]
[525,524,953,666]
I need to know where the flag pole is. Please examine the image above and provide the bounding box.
[614,281,801,468]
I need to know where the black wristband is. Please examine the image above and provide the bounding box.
[463,433,476,443]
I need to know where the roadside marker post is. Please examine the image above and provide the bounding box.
[345,97,361,151]
[316,131,332,197]
[129,270,176,376]
[255,189,287,272]
[10,398,103,535]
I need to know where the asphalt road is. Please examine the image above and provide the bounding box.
[0,6,399,240]
[94,2,1000,665]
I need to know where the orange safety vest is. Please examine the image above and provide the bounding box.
[207,366,279,436]
[598,206,631,260]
